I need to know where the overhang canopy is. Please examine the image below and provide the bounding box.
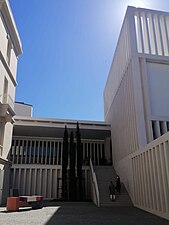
[13,116,111,140]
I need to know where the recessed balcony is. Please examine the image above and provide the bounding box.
[1,94,14,111]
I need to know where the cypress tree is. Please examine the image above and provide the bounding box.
[69,131,76,200]
[76,122,83,200]
[62,125,68,200]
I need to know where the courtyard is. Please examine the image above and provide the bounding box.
[0,202,168,225]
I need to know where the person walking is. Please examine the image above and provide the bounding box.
[109,181,116,201]
[116,175,121,194]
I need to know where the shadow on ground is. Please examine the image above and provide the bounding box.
[45,201,169,225]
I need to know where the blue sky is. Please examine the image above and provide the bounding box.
[9,0,169,121]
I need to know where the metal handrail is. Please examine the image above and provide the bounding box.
[89,159,100,207]
[0,145,3,156]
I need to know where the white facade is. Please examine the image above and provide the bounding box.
[10,115,111,200]
[104,6,169,220]
[10,104,111,201]
[1,2,169,220]
[0,0,22,204]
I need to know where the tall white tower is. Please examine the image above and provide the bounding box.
[104,6,169,219]
[0,0,22,204]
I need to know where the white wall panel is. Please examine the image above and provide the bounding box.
[106,62,138,163]
[131,132,169,220]
[147,62,169,117]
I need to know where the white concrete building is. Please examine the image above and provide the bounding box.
[1,1,169,220]
[10,102,111,201]
[0,0,22,204]
[104,6,169,220]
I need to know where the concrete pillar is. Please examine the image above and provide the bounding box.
[1,163,11,205]
[105,137,111,164]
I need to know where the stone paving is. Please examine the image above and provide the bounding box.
[0,201,168,225]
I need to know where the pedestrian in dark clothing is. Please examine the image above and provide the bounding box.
[109,181,116,201]
[116,175,121,194]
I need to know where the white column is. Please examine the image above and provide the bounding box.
[151,15,158,54]
[21,140,25,164]
[157,16,165,55]
[16,140,20,164]
[147,149,156,210]
[144,151,151,208]
[37,141,40,164]
[12,140,16,164]
[163,17,169,55]
[23,168,27,195]
[161,121,167,135]
[41,141,44,164]
[154,146,163,211]
[159,144,168,212]
[60,142,63,165]
[142,13,151,53]
[28,169,32,195]
[28,141,32,164]
[33,141,36,164]
[12,168,16,188]
[49,142,52,165]
[53,169,57,198]
[140,153,148,208]
[132,158,137,204]
[154,121,161,139]
[86,142,88,158]
[45,141,48,165]
[136,156,142,205]
[24,140,28,164]
[39,169,42,195]
[136,12,144,53]
[53,142,56,165]
[17,168,21,191]
[44,169,47,198]
[56,142,59,165]
[34,169,37,195]
[49,169,52,198]
[151,148,160,211]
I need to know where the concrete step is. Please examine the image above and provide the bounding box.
[94,166,133,207]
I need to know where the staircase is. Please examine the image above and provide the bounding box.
[94,166,133,207]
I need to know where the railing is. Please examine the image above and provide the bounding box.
[89,159,100,207]
[131,132,169,220]
[0,94,14,111]
[0,145,3,156]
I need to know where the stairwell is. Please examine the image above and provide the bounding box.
[94,166,133,207]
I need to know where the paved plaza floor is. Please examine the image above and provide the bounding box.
[0,201,168,225]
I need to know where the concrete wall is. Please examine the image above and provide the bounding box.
[0,14,8,57]
[131,132,169,220]
[104,6,169,220]
[147,62,169,117]
[0,0,22,205]
[9,136,107,200]
[14,102,33,117]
